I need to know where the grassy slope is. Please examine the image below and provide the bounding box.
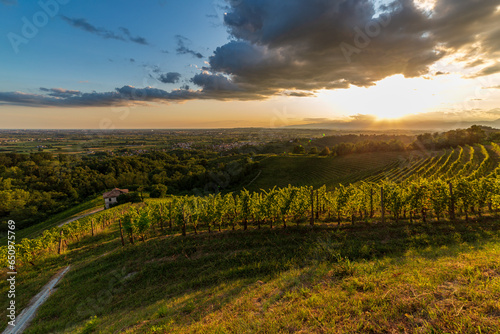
[3,215,500,333]
[6,196,103,241]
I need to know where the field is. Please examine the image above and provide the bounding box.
[2,138,500,333]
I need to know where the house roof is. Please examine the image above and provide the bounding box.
[103,188,129,199]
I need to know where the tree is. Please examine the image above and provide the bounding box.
[150,184,168,198]
[319,147,331,156]
[309,147,319,155]
[293,146,306,154]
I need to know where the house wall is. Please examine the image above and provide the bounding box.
[104,197,118,209]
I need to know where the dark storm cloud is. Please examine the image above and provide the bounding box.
[61,16,150,45]
[158,72,182,84]
[175,35,204,59]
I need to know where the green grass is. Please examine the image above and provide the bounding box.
[3,214,500,333]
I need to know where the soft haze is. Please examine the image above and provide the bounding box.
[1,0,499,129]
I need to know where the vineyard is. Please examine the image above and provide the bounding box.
[3,143,500,268]
[2,143,500,333]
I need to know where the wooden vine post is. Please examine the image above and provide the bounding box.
[370,188,374,218]
[380,187,385,224]
[449,182,455,221]
[182,208,187,236]
[58,230,63,255]
[91,219,94,237]
[169,202,173,230]
[316,190,320,219]
[310,188,315,226]
[119,219,125,246]
[159,204,164,231]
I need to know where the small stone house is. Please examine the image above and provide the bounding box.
[103,188,129,209]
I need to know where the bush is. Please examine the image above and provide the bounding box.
[150,184,168,198]
[116,192,142,205]
[293,146,305,154]
[319,147,331,156]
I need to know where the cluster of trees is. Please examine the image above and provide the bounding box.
[0,150,257,230]
[293,126,498,157]
[411,126,492,150]
[294,139,407,156]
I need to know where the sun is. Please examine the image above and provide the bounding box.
[318,74,462,120]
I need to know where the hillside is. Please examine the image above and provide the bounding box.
[248,143,500,191]
[2,217,500,333]
[3,144,500,333]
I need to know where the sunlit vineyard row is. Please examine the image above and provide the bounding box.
[365,143,500,183]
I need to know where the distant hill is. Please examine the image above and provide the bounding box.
[284,118,500,131]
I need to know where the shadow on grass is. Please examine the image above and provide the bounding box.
[24,217,500,333]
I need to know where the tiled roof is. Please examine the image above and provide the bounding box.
[103,188,129,199]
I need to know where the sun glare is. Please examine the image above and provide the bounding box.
[319,74,462,120]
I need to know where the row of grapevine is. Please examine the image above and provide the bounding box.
[115,177,500,247]
[0,205,129,268]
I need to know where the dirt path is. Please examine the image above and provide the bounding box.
[57,207,104,227]
[2,266,71,334]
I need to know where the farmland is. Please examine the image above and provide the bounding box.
[2,127,500,333]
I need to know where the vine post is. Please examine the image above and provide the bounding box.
[119,219,125,246]
[316,190,320,219]
[449,182,455,221]
[310,188,315,226]
[381,187,385,224]
[370,188,374,218]
[58,230,63,255]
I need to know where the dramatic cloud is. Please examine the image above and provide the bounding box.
[158,72,182,84]
[2,0,500,107]
[191,73,240,91]
[175,35,204,59]
[199,0,500,98]
[61,16,150,45]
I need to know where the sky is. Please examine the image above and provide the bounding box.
[0,0,499,129]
